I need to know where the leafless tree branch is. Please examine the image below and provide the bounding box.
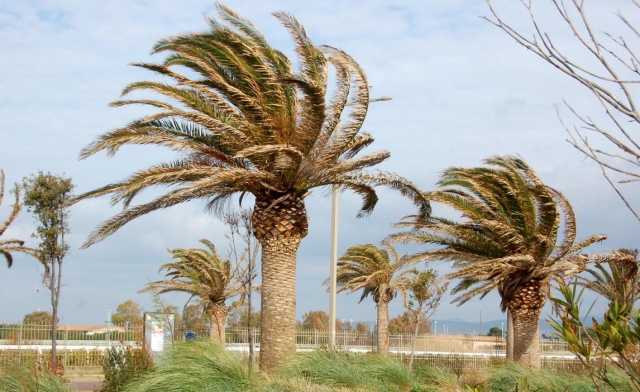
[486,0,640,221]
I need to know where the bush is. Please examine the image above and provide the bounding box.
[124,342,253,392]
[487,363,614,392]
[281,351,414,391]
[101,347,153,392]
[0,366,69,392]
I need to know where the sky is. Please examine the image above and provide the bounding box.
[0,0,638,327]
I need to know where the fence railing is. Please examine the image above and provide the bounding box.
[0,323,574,370]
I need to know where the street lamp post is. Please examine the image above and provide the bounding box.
[329,186,339,349]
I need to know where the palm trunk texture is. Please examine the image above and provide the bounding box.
[376,299,390,354]
[253,195,308,372]
[508,280,545,368]
[209,305,227,345]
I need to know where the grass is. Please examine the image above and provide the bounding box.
[0,366,70,392]
[119,342,636,391]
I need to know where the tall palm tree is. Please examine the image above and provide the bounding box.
[75,5,428,370]
[393,156,605,368]
[142,239,243,344]
[0,170,39,267]
[336,243,420,354]
[580,249,639,305]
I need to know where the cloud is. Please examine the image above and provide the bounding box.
[0,0,637,324]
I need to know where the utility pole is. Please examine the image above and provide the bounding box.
[328,186,339,349]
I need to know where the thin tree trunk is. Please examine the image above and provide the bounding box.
[408,310,421,371]
[209,305,227,345]
[376,299,390,354]
[48,257,63,374]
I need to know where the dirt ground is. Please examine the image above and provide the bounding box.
[68,377,103,392]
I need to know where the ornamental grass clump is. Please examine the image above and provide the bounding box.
[281,350,414,392]
[0,366,69,392]
[124,342,252,392]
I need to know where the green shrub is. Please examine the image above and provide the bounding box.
[101,347,153,392]
[488,363,607,392]
[124,342,254,392]
[0,366,69,392]
[281,351,414,391]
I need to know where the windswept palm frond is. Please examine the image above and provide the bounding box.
[393,156,605,310]
[0,170,41,268]
[580,249,640,305]
[336,242,420,304]
[141,239,244,313]
[75,4,427,247]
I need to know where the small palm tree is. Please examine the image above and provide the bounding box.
[394,156,605,367]
[75,5,426,371]
[142,239,243,344]
[336,243,420,354]
[580,249,639,305]
[0,170,39,267]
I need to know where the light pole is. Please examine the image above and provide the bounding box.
[328,186,340,349]
[327,96,391,349]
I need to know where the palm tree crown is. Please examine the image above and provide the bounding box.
[396,156,604,309]
[76,4,426,247]
[337,243,419,303]
[337,242,421,353]
[394,156,605,367]
[142,239,243,342]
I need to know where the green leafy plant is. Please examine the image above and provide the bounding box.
[550,249,640,391]
[101,347,153,392]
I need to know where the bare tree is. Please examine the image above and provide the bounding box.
[225,209,259,373]
[486,0,640,221]
[398,269,447,371]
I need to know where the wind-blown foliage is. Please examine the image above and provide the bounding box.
[75,4,428,247]
[141,239,243,342]
[393,156,605,367]
[336,242,421,354]
[580,249,640,305]
[0,170,39,268]
[75,4,428,371]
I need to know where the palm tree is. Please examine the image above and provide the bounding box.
[336,243,420,354]
[142,239,243,344]
[0,170,39,267]
[580,249,639,305]
[393,156,605,368]
[75,5,426,371]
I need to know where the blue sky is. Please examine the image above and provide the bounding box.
[1,0,637,326]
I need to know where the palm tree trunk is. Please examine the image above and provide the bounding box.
[511,308,541,368]
[508,280,545,368]
[252,195,308,372]
[209,305,227,345]
[376,299,390,354]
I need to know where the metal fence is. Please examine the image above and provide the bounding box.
[0,323,575,370]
